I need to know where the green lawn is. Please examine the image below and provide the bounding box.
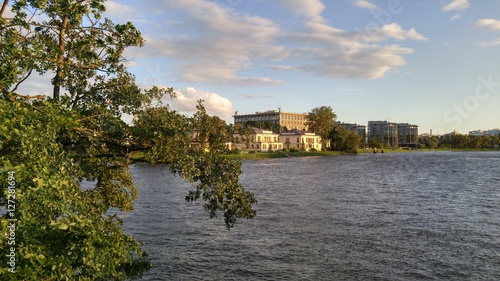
[223,150,343,160]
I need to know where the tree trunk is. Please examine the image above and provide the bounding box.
[53,15,69,101]
[0,0,9,17]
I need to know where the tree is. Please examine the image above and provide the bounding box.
[306,106,337,148]
[368,137,383,149]
[329,126,361,153]
[244,120,280,133]
[1,1,256,279]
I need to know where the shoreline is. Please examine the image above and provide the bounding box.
[128,148,500,163]
[224,148,500,160]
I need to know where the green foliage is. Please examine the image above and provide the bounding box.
[438,134,499,149]
[329,126,361,154]
[306,106,337,148]
[133,101,257,229]
[0,98,150,280]
[244,120,280,133]
[419,137,439,149]
[368,137,383,149]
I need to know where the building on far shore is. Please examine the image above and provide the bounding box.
[469,129,500,136]
[249,128,283,152]
[279,129,322,151]
[368,121,418,148]
[233,109,309,131]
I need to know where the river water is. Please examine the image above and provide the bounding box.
[123,151,500,280]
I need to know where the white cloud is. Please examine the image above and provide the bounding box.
[353,0,377,10]
[276,0,326,21]
[442,0,470,12]
[134,0,284,86]
[283,21,426,79]
[476,39,500,47]
[450,14,461,20]
[170,87,234,121]
[475,19,500,32]
[475,19,500,47]
[128,1,426,82]
[377,23,428,41]
[104,1,135,16]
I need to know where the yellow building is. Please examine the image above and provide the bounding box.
[279,129,322,151]
[249,128,283,151]
[233,109,309,131]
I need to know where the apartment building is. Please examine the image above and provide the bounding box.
[368,121,418,148]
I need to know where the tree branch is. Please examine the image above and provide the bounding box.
[11,68,33,92]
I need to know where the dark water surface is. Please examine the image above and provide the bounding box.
[123,152,500,280]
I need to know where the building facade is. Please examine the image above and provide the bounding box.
[397,123,419,147]
[368,121,418,148]
[249,128,283,152]
[233,110,309,131]
[279,129,322,151]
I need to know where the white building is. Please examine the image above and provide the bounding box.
[469,129,500,136]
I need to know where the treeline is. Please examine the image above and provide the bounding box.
[420,134,500,149]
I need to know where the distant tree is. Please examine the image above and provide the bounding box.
[306,106,337,148]
[329,126,360,153]
[245,120,280,133]
[368,137,383,149]
[420,137,439,149]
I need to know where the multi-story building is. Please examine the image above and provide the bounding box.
[249,128,283,152]
[233,109,309,131]
[368,121,399,148]
[397,123,419,147]
[368,121,418,148]
[279,129,322,151]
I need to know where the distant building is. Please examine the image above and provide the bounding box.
[398,123,419,147]
[469,129,500,136]
[279,129,322,151]
[233,109,308,131]
[249,128,283,152]
[368,121,418,148]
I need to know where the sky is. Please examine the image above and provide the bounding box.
[14,0,500,135]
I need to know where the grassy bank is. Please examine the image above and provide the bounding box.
[128,150,345,163]
[223,150,343,160]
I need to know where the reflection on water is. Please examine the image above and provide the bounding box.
[123,152,500,280]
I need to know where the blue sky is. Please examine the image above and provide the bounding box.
[16,0,500,135]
